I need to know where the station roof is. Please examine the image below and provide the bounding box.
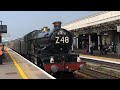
[62,11,120,32]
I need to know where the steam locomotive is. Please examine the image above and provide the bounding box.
[8,21,85,73]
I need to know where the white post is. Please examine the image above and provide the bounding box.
[77,37,78,49]
[89,35,91,53]
[98,35,100,50]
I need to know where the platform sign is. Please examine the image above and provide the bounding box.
[0,25,7,33]
[1,33,10,37]
[117,26,120,32]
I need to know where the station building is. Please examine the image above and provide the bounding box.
[62,11,120,54]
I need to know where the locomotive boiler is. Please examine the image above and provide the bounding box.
[8,21,85,73]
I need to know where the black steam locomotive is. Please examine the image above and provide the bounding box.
[8,21,85,73]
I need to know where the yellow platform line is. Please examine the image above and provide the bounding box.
[5,47,28,79]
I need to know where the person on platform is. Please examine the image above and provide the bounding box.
[0,43,3,64]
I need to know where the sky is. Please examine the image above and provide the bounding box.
[0,11,99,42]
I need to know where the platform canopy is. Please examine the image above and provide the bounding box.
[62,11,120,35]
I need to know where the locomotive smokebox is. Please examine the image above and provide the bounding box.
[53,21,62,30]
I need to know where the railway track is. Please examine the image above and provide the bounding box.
[52,66,119,79]
[80,58,120,70]
[74,68,119,79]
[81,58,120,75]
[73,57,120,79]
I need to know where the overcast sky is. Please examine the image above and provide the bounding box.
[0,11,99,42]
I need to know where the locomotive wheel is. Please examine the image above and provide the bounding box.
[37,59,40,66]
[26,54,30,60]
[39,62,44,70]
[37,58,44,70]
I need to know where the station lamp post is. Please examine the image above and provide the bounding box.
[0,21,2,24]
[0,21,2,29]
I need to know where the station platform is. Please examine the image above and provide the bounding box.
[70,49,120,64]
[0,47,55,79]
[71,49,119,59]
[80,54,120,64]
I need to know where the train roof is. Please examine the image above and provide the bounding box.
[24,30,42,41]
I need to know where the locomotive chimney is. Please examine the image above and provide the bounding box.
[53,21,62,30]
